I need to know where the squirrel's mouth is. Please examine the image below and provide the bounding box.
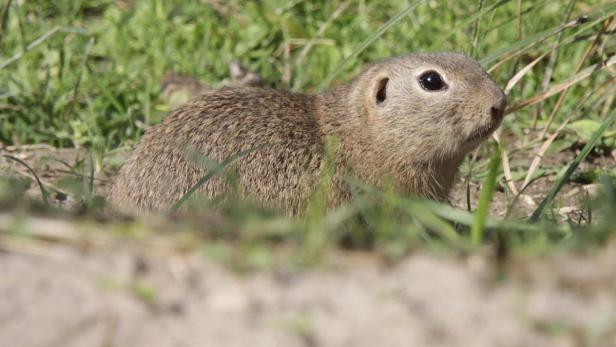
[466,122,499,144]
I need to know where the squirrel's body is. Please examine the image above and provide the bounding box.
[109,53,507,215]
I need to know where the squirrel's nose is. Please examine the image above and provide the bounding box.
[489,94,507,121]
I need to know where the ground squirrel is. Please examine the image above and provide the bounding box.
[109,53,507,215]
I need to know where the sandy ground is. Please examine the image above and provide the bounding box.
[1,233,615,347]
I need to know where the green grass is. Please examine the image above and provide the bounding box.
[1,0,615,263]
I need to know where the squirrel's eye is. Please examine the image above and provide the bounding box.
[418,71,446,91]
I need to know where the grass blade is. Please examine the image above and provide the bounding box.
[539,16,611,138]
[470,147,501,244]
[86,63,126,114]
[436,0,513,48]
[316,0,426,92]
[530,108,616,222]
[65,36,95,123]
[3,154,49,205]
[171,144,269,211]
[0,0,12,48]
[470,0,486,59]
[539,0,578,89]
[504,51,549,94]
[481,2,616,67]
[415,199,556,234]
[0,26,89,70]
[505,54,616,115]
[405,201,462,243]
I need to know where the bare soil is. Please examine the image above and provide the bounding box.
[1,232,615,347]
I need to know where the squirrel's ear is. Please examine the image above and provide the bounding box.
[362,71,390,119]
[374,76,389,106]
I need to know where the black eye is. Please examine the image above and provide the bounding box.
[418,71,446,91]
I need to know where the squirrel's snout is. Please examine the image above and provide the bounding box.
[489,94,507,121]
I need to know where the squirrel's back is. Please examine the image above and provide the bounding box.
[108,87,324,215]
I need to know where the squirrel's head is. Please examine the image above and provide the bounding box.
[353,52,506,164]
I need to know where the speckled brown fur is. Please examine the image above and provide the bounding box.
[109,53,507,215]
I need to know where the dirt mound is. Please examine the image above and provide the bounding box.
[1,237,614,347]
